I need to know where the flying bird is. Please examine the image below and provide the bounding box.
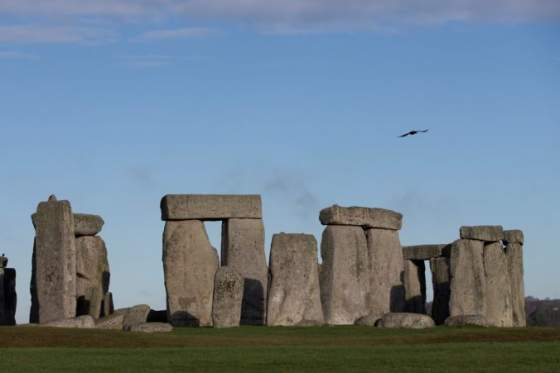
[399,129,429,138]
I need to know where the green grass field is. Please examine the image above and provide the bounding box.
[0,326,559,372]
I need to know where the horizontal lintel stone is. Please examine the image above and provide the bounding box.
[504,230,524,245]
[74,214,104,236]
[460,226,504,242]
[319,205,402,230]
[161,194,262,221]
[402,244,450,260]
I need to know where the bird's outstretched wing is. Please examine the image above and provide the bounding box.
[419,129,429,133]
[399,132,411,138]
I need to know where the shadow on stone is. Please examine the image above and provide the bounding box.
[240,278,265,325]
[169,311,200,327]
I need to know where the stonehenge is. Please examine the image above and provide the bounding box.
[0,194,524,331]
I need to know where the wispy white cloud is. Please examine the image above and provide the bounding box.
[141,27,214,40]
[0,50,37,60]
[0,25,116,44]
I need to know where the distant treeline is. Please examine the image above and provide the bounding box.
[525,297,560,327]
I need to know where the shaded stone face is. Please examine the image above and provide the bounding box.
[459,226,504,242]
[366,228,405,321]
[402,244,449,260]
[320,225,369,325]
[504,230,524,245]
[0,268,16,325]
[377,313,435,329]
[267,233,324,326]
[76,236,110,319]
[430,257,451,325]
[212,267,244,328]
[449,239,487,317]
[161,195,262,221]
[505,240,526,327]
[403,260,426,314]
[163,220,218,327]
[30,197,76,324]
[484,242,513,327]
[73,214,104,236]
[221,218,267,325]
[319,205,402,230]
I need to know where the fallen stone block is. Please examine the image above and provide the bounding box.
[76,236,110,319]
[484,242,513,327]
[376,313,435,329]
[163,220,218,327]
[119,304,151,331]
[366,228,405,321]
[444,314,488,327]
[161,194,262,221]
[95,313,125,330]
[212,267,244,328]
[44,315,95,329]
[430,257,451,325]
[504,230,524,245]
[402,244,449,260]
[221,218,267,325]
[403,260,426,314]
[354,313,381,326]
[319,205,402,230]
[30,195,76,324]
[74,214,104,236]
[460,226,504,242]
[267,233,324,326]
[450,239,487,317]
[320,225,369,325]
[129,322,173,333]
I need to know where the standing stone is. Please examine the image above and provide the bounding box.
[101,292,114,317]
[430,257,451,325]
[320,226,369,325]
[76,236,110,319]
[212,267,244,328]
[504,230,526,327]
[403,260,426,314]
[449,239,486,317]
[30,196,76,323]
[0,268,16,325]
[221,218,267,325]
[484,242,513,327]
[319,205,402,230]
[163,220,218,326]
[267,234,324,326]
[366,228,405,321]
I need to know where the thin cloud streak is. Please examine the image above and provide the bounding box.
[141,27,214,40]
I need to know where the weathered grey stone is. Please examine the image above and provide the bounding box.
[0,255,7,268]
[354,313,381,326]
[0,268,16,325]
[444,314,488,327]
[484,242,513,327]
[366,228,405,321]
[120,304,151,331]
[430,257,451,325]
[30,196,76,324]
[506,240,526,327]
[163,220,218,327]
[44,315,95,329]
[449,239,486,317]
[161,194,262,221]
[129,322,173,333]
[504,230,524,245]
[76,236,110,319]
[460,226,504,242]
[267,234,324,326]
[377,313,435,329]
[221,218,267,325]
[403,260,426,314]
[320,226,369,325]
[212,267,244,328]
[101,292,114,318]
[95,313,125,330]
[319,205,402,230]
[73,214,104,236]
[402,244,448,260]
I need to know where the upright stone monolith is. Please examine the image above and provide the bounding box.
[212,267,244,328]
[75,236,110,318]
[163,220,218,326]
[430,256,451,325]
[221,218,267,325]
[483,241,513,327]
[30,195,76,323]
[449,239,486,317]
[0,265,16,325]
[504,230,526,327]
[403,260,426,314]
[267,233,324,326]
[320,225,369,325]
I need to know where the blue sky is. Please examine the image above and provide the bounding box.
[0,1,559,323]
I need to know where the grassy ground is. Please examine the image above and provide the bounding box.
[0,326,559,372]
